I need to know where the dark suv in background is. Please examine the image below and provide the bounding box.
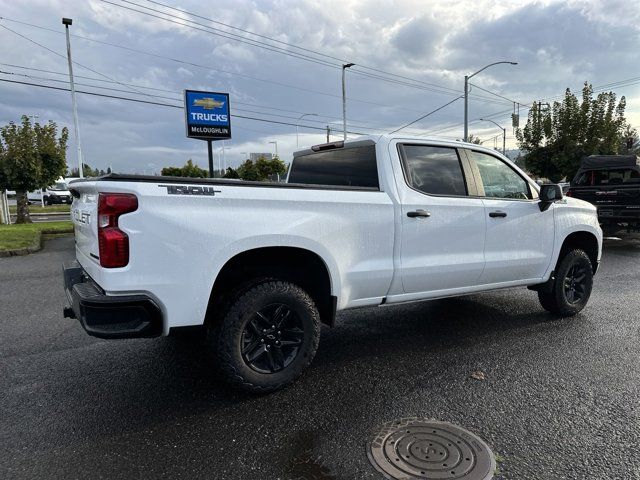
[566,155,640,236]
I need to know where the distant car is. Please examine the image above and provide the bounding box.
[27,178,73,205]
[566,155,640,235]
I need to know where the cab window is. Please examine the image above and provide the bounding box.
[469,151,533,200]
[399,145,467,196]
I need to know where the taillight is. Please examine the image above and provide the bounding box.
[565,190,573,197]
[98,193,138,268]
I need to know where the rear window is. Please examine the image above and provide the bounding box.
[288,145,379,188]
[399,145,467,196]
[574,168,640,186]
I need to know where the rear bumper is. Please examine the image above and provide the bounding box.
[597,207,640,224]
[62,260,163,339]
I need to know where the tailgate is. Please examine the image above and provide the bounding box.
[70,182,100,264]
[570,185,640,208]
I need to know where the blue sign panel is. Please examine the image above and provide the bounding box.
[184,90,231,140]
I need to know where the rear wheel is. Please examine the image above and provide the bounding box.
[538,249,593,316]
[210,279,321,393]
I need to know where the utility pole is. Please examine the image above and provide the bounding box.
[464,61,518,142]
[62,18,83,178]
[269,141,278,158]
[342,63,355,140]
[479,118,506,155]
[0,191,9,225]
[326,125,331,143]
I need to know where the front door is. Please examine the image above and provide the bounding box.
[466,149,554,284]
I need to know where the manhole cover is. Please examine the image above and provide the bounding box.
[367,418,495,480]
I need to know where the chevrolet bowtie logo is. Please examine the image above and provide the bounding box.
[193,98,225,109]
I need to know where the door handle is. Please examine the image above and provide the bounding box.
[489,211,507,218]
[407,209,431,218]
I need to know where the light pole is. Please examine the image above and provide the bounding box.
[269,141,278,158]
[342,63,355,140]
[464,61,517,142]
[62,18,84,178]
[479,118,506,155]
[296,113,318,148]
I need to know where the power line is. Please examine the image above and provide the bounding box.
[100,1,511,103]
[0,77,373,135]
[0,67,426,134]
[0,18,451,115]
[0,21,162,102]
[0,16,509,110]
[468,82,532,108]
[389,96,463,134]
[142,0,466,94]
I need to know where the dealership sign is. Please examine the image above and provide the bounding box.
[184,90,231,140]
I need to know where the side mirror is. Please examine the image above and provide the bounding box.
[539,184,563,211]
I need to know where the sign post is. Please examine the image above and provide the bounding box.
[184,90,231,178]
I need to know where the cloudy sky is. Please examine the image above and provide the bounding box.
[0,0,639,174]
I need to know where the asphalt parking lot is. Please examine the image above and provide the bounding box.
[2,235,640,480]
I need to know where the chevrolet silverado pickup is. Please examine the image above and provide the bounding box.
[567,154,640,236]
[63,136,602,392]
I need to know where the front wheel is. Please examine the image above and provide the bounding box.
[210,280,321,393]
[538,249,593,316]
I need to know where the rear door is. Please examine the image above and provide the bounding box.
[396,143,486,294]
[465,149,554,284]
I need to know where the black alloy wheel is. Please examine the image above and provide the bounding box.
[563,264,588,304]
[241,303,305,374]
[538,249,593,317]
[212,279,321,393]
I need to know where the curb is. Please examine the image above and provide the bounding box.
[9,212,71,217]
[0,229,73,258]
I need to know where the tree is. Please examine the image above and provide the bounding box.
[161,159,208,178]
[68,163,100,177]
[223,167,240,179]
[234,156,288,181]
[0,116,68,223]
[467,134,482,145]
[620,125,639,154]
[517,83,631,182]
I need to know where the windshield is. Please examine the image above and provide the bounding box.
[49,182,68,191]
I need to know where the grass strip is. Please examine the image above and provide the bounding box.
[0,221,73,253]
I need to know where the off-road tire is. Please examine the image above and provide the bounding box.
[538,249,593,317]
[210,279,321,393]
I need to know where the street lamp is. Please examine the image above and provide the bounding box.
[296,113,319,148]
[62,17,84,178]
[342,63,355,140]
[479,118,506,155]
[464,61,517,142]
[269,141,278,158]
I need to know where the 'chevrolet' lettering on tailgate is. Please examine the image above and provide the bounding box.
[73,210,91,225]
[159,185,221,196]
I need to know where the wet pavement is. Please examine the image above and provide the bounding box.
[1,235,640,479]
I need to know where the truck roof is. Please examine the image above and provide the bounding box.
[294,134,508,159]
[580,155,640,169]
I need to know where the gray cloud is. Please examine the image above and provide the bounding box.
[0,0,638,174]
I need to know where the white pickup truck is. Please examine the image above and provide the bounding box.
[64,136,602,392]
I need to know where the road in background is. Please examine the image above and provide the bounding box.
[1,236,640,479]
